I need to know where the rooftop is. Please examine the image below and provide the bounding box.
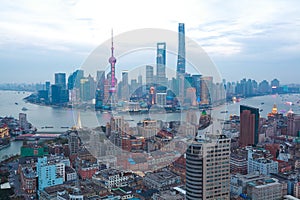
[22,167,37,179]
[145,171,179,183]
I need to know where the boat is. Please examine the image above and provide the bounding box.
[45,126,54,128]
[260,109,263,112]
[220,110,228,113]
[21,107,28,111]
[261,102,264,105]
[60,126,69,129]
[15,102,18,105]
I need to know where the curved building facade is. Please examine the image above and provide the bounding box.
[186,133,231,200]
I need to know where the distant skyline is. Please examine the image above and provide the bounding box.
[0,0,299,84]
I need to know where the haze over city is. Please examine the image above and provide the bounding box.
[0,0,300,84]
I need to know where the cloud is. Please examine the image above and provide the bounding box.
[0,0,299,83]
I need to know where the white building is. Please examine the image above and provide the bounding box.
[247,147,278,175]
[65,166,77,182]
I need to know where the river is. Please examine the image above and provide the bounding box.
[0,90,299,161]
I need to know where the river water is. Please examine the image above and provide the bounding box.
[0,90,299,161]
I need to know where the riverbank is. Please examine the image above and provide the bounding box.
[0,143,10,151]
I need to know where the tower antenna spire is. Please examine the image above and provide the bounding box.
[111,29,114,56]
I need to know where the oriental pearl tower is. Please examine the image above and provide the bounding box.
[107,30,117,108]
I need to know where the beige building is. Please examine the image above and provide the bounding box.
[247,178,283,200]
[186,128,231,200]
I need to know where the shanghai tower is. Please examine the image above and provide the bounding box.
[177,23,186,76]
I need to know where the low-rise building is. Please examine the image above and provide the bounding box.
[247,147,278,175]
[65,166,77,182]
[92,169,134,189]
[230,172,268,196]
[247,178,283,200]
[20,167,37,194]
[0,124,9,138]
[293,182,300,198]
[143,170,181,191]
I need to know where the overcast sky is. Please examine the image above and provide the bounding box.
[0,0,299,84]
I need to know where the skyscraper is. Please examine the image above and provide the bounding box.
[95,70,105,110]
[156,42,166,86]
[200,76,213,105]
[191,74,202,103]
[146,65,154,89]
[239,105,259,146]
[50,84,61,104]
[55,73,66,90]
[177,23,185,76]
[186,128,231,199]
[121,71,129,100]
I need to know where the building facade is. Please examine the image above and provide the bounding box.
[247,147,278,175]
[239,105,259,146]
[186,131,231,200]
[36,157,64,191]
[156,42,167,86]
[176,23,186,76]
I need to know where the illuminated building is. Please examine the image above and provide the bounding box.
[106,30,117,107]
[0,125,9,138]
[149,87,156,105]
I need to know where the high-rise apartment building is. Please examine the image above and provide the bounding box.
[156,42,167,86]
[110,116,125,134]
[239,105,259,146]
[186,128,231,199]
[19,113,29,130]
[68,131,79,155]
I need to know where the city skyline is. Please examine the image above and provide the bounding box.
[0,1,300,84]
